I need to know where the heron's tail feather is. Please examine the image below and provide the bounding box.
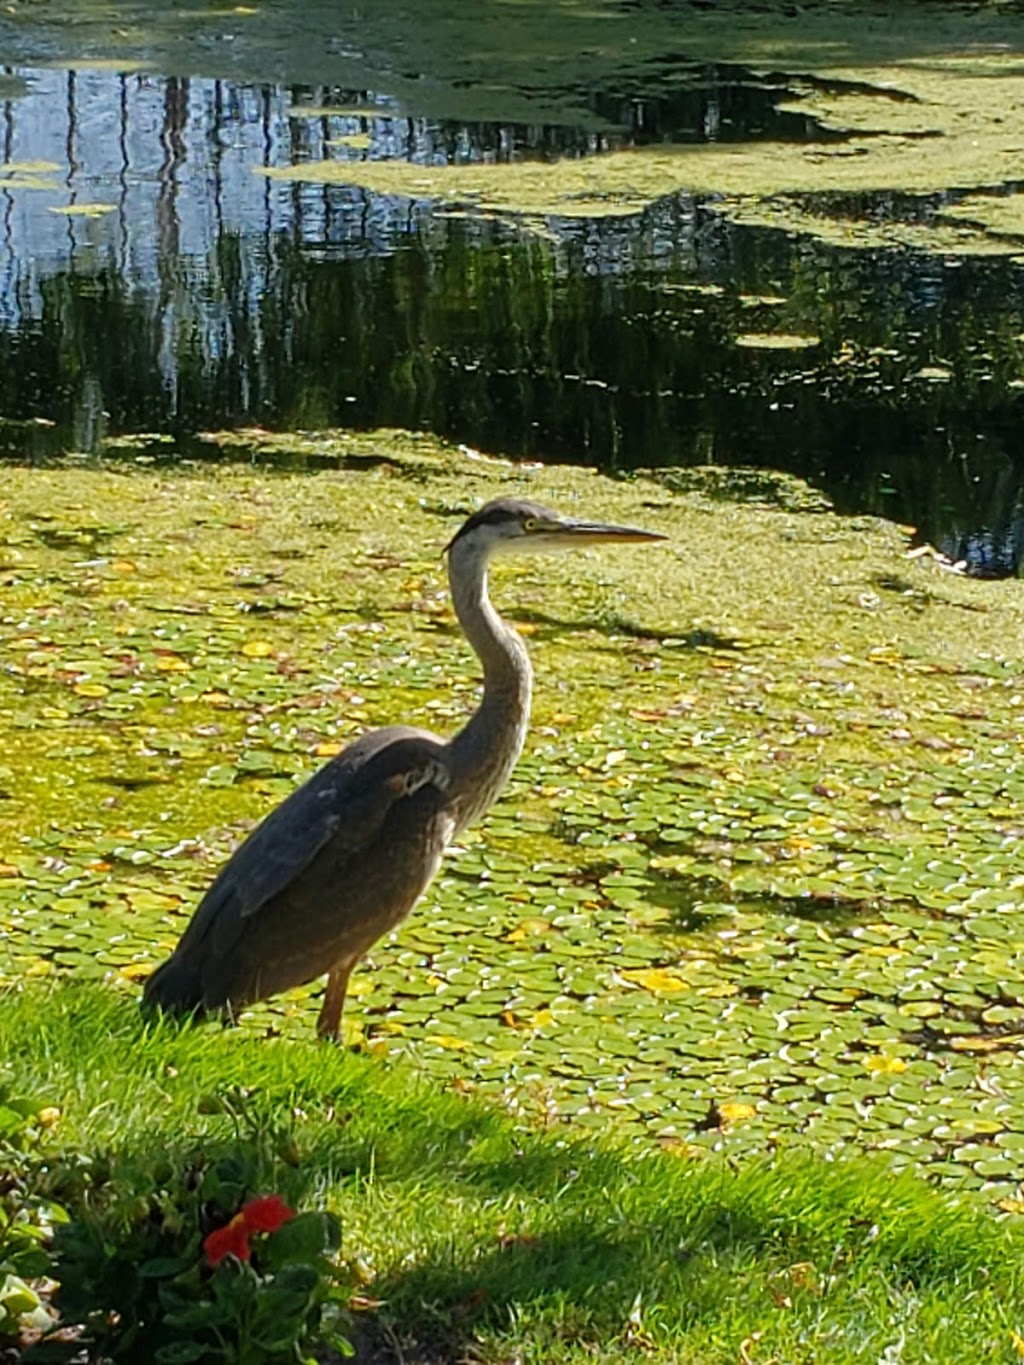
[141,954,208,1019]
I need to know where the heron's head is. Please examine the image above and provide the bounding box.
[445,497,666,559]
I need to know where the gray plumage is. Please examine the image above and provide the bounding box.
[142,496,664,1039]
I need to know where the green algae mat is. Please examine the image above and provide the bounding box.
[248,5,1024,257]
[4,432,1024,1209]
[12,2,1024,257]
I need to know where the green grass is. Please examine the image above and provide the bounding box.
[2,983,1023,1364]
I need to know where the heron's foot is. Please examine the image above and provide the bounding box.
[315,1011,343,1044]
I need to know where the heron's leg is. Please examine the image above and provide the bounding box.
[316,957,357,1042]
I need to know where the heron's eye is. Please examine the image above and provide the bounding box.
[522,517,541,532]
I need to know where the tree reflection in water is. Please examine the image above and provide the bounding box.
[2,65,1024,574]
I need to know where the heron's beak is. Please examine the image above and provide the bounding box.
[551,518,667,546]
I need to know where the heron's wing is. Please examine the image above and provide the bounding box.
[178,726,448,945]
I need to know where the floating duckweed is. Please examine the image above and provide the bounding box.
[735,332,821,350]
[2,434,1024,1202]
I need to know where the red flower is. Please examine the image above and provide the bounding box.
[204,1213,252,1266]
[203,1194,296,1267]
[236,1194,295,1234]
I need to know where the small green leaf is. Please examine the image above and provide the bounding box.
[139,1255,192,1278]
[0,1272,40,1316]
[265,1211,332,1265]
[154,1342,207,1363]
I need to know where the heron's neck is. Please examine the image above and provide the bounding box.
[446,542,532,832]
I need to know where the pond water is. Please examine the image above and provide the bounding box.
[2,3,1024,573]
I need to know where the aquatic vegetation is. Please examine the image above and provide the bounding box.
[2,434,1024,1206]
[734,332,821,350]
[47,203,116,219]
[0,160,60,193]
[252,44,1024,255]
[941,191,1024,245]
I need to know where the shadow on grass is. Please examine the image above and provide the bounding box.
[350,1213,763,1363]
[340,1160,1015,1364]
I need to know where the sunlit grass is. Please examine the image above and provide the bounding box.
[2,982,1021,1363]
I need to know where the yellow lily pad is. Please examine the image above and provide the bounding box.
[620,968,691,994]
[47,203,117,218]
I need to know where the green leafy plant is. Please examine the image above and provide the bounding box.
[36,1087,351,1363]
[0,1081,66,1347]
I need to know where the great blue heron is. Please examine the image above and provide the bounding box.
[142,496,664,1039]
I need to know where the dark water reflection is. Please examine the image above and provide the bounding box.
[2,65,1024,575]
